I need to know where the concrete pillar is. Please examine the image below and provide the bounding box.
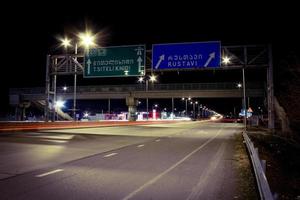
[128,106,137,121]
[126,97,138,121]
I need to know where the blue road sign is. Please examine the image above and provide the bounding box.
[152,42,221,70]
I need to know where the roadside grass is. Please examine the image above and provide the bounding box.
[247,129,300,200]
[234,133,258,200]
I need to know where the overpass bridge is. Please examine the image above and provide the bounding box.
[10,82,264,101]
[10,82,265,121]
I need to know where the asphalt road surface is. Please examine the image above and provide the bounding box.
[0,121,245,200]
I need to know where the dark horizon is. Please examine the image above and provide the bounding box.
[1,2,299,114]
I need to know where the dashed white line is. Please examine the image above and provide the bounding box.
[155,139,161,142]
[103,153,118,158]
[122,127,223,200]
[137,144,145,148]
[36,169,64,178]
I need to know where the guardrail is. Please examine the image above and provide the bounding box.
[243,131,274,200]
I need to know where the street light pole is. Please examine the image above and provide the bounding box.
[53,58,57,122]
[73,43,77,121]
[171,97,174,119]
[58,32,97,121]
[242,68,247,131]
[193,102,195,119]
[146,79,149,120]
[185,99,188,117]
[243,47,247,131]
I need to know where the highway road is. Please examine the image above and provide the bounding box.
[0,121,250,199]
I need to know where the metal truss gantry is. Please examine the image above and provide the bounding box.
[44,44,274,129]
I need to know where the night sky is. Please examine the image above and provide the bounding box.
[1,1,299,115]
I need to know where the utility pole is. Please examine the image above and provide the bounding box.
[268,44,275,130]
[146,79,149,120]
[243,47,247,131]
[73,43,78,121]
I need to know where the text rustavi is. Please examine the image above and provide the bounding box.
[167,54,202,67]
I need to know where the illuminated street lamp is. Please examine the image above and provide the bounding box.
[138,77,144,83]
[237,83,242,88]
[190,101,198,119]
[84,112,89,118]
[222,54,246,130]
[60,37,71,49]
[149,74,157,83]
[54,100,65,121]
[78,31,96,49]
[182,98,190,117]
[55,100,65,109]
[138,74,158,120]
[222,56,231,65]
[59,30,98,121]
[63,86,67,91]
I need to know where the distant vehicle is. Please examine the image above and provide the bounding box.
[210,114,223,121]
[220,115,243,123]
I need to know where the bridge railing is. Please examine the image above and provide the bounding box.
[10,82,264,95]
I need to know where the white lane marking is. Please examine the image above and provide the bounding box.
[34,135,74,140]
[40,139,68,143]
[103,153,118,158]
[137,144,145,148]
[122,127,223,200]
[36,169,64,178]
[155,139,161,142]
[186,142,227,200]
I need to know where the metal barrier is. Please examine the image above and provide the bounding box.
[243,132,274,200]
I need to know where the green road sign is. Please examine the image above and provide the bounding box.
[84,45,146,78]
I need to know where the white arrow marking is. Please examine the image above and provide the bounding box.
[137,56,144,72]
[204,52,215,67]
[87,59,91,74]
[155,54,165,69]
[137,56,143,64]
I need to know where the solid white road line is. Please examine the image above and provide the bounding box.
[36,169,64,178]
[186,142,227,200]
[34,135,74,140]
[122,127,223,200]
[137,144,145,148]
[103,153,118,158]
[40,139,68,143]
